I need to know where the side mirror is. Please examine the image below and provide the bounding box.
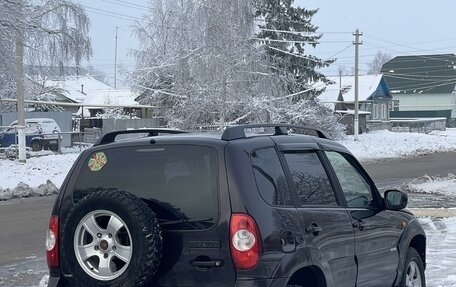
[384,190,408,210]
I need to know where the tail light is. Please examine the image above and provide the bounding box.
[46,215,59,267]
[230,213,261,270]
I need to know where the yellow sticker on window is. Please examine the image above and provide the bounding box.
[88,152,108,172]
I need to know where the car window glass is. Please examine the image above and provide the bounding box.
[74,145,218,230]
[251,148,293,206]
[6,125,16,134]
[325,151,373,208]
[283,151,337,206]
[25,123,41,134]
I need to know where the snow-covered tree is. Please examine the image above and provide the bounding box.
[131,0,285,130]
[131,0,344,137]
[0,0,92,112]
[367,51,392,74]
[254,0,334,98]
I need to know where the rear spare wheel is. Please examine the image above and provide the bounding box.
[61,190,162,287]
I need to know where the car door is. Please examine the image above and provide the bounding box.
[278,144,357,287]
[323,150,403,287]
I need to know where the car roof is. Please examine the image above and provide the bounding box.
[89,126,349,154]
[9,118,57,125]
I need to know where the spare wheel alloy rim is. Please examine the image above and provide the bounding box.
[74,210,133,281]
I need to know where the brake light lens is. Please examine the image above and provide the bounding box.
[230,213,261,270]
[46,215,59,267]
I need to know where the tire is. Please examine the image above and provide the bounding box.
[31,140,42,151]
[49,143,58,152]
[61,190,162,287]
[399,247,426,287]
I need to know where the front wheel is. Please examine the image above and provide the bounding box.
[400,247,426,287]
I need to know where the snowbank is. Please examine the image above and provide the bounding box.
[339,129,456,162]
[0,152,79,200]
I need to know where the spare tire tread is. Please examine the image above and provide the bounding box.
[61,189,162,287]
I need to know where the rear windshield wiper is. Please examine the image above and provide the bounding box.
[158,217,214,226]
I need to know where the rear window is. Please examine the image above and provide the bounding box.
[74,145,218,230]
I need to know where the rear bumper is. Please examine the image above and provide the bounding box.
[47,275,61,287]
[235,277,289,286]
[48,276,289,287]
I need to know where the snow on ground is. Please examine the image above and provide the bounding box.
[2,129,456,286]
[420,217,456,286]
[339,129,456,162]
[404,174,456,196]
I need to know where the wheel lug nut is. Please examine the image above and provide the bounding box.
[94,246,99,251]
[104,253,108,258]
[112,246,116,250]
[108,233,112,238]
[97,233,102,238]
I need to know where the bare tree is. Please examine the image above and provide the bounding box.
[130,0,344,137]
[367,51,392,74]
[131,0,286,130]
[0,0,92,111]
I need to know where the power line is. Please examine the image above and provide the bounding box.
[82,5,144,22]
[325,44,352,60]
[100,0,146,10]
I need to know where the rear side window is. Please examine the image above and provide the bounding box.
[74,145,218,230]
[283,151,337,206]
[251,148,293,206]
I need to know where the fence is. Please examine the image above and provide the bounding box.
[101,118,164,132]
[390,118,446,133]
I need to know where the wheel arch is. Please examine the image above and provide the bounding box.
[394,218,426,286]
[409,234,426,267]
[287,265,327,287]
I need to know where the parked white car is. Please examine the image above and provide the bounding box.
[0,118,61,151]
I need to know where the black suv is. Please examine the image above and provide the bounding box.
[46,124,426,287]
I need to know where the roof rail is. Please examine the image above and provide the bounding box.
[221,124,331,141]
[94,129,186,146]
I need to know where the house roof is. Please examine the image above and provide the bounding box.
[46,75,113,103]
[381,54,456,95]
[83,89,139,107]
[26,65,113,103]
[318,74,392,109]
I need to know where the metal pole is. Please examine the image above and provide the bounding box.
[353,29,363,140]
[114,26,118,89]
[16,34,26,162]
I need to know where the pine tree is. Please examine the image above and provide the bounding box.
[254,0,333,99]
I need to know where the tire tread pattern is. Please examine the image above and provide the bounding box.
[61,189,162,287]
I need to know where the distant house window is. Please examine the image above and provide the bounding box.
[393,100,400,111]
[373,104,380,120]
[381,104,388,120]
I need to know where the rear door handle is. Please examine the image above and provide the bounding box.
[190,259,223,268]
[305,223,323,236]
[353,220,365,231]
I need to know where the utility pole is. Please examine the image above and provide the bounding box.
[353,29,363,140]
[16,1,26,162]
[114,26,118,89]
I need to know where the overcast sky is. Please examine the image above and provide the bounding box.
[78,0,456,83]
